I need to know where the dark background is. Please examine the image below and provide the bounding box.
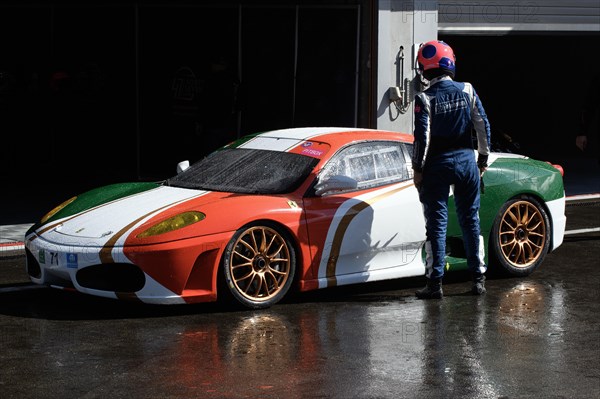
[441,34,600,164]
[1,1,598,224]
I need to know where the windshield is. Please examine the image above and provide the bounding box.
[166,148,318,194]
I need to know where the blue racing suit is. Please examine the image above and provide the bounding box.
[412,75,491,281]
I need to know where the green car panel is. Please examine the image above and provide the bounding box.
[29,182,160,233]
[446,156,564,271]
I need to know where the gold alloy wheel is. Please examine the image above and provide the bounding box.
[229,226,292,302]
[499,200,547,268]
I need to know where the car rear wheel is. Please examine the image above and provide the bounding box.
[490,196,551,276]
[221,223,296,309]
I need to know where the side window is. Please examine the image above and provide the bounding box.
[400,142,415,180]
[318,141,411,194]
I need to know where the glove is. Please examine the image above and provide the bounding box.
[477,153,488,176]
[413,170,423,191]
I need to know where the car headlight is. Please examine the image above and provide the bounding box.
[41,196,77,224]
[137,211,206,238]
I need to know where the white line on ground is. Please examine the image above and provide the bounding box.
[564,227,600,235]
[566,193,600,201]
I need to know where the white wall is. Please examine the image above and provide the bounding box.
[438,0,600,34]
[376,0,438,133]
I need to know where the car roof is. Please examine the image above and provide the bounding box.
[250,127,414,144]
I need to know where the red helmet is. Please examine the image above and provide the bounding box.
[417,40,456,77]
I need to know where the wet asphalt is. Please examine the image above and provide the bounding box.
[0,200,598,399]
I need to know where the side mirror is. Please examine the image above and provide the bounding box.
[314,175,358,196]
[176,160,190,174]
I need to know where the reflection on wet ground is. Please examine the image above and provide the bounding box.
[0,209,598,398]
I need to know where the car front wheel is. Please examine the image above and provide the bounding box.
[490,196,551,276]
[221,223,296,309]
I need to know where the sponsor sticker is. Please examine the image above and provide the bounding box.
[38,250,45,264]
[66,253,78,269]
[301,148,324,157]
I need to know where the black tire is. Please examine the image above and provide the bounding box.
[490,196,551,276]
[220,222,296,309]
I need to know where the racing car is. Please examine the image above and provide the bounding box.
[25,127,566,309]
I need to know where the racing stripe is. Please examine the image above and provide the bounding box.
[239,128,351,152]
[99,213,154,263]
[325,183,413,287]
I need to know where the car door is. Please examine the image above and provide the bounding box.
[302,140,426,289]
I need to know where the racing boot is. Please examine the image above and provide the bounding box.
[415,279,443,299]
[472,273,486,295]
